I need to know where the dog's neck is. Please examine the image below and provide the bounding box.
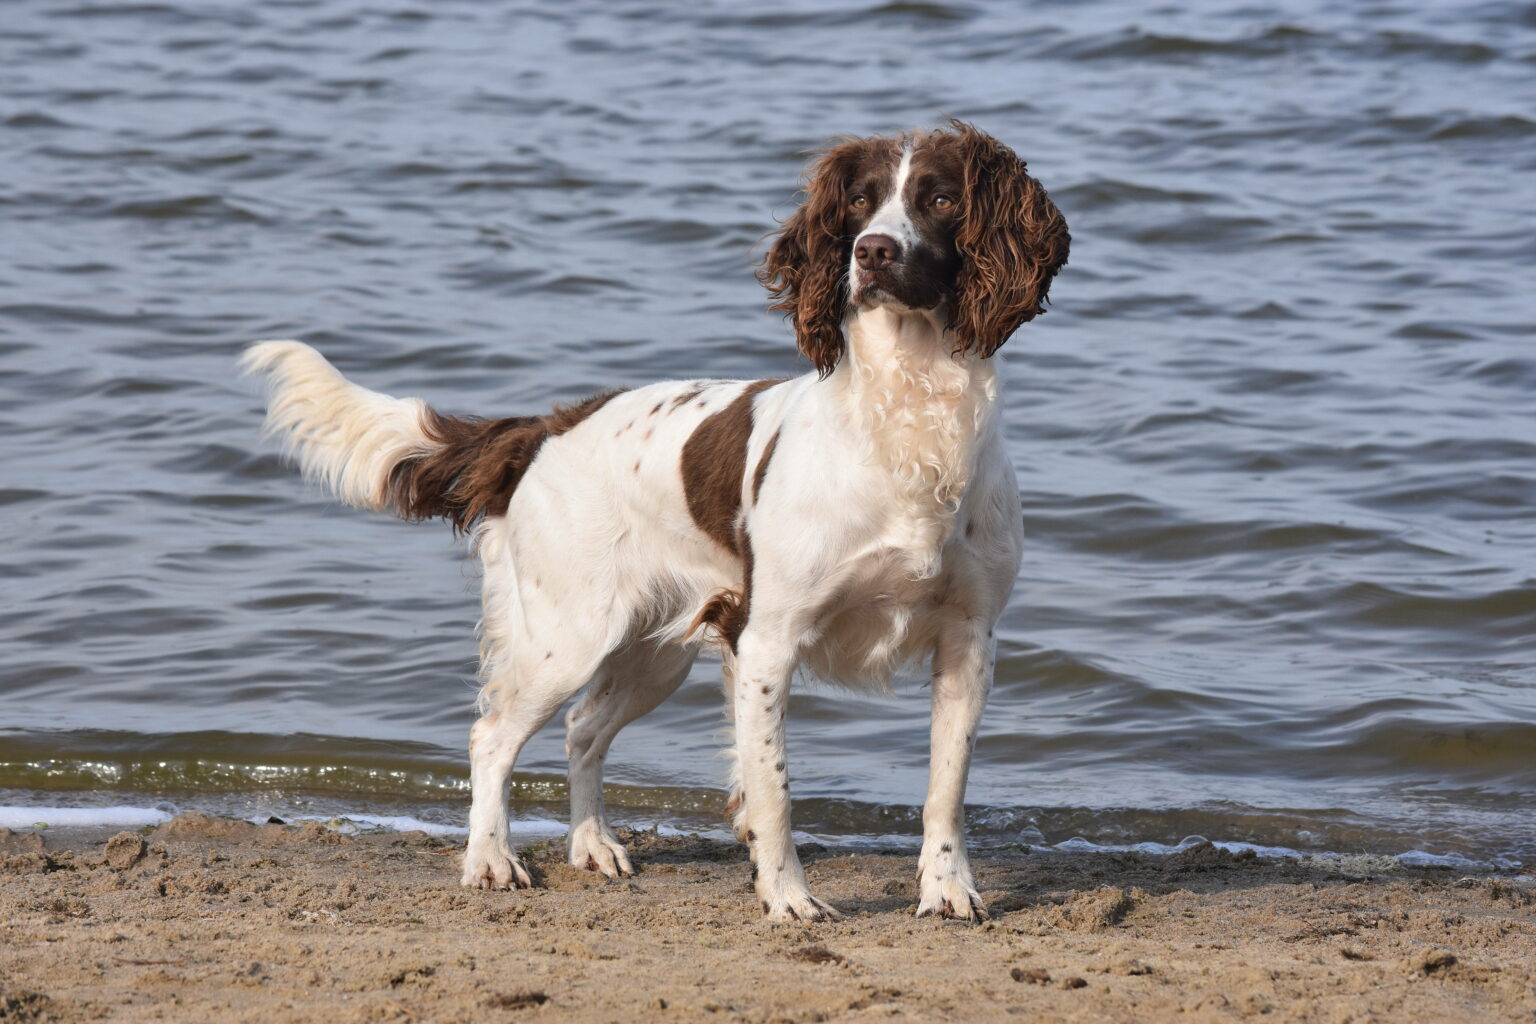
[831,304,998,543]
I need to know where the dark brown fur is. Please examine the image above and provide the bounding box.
[679,379,783,554]
[758,121,1069,372]
[940,121,1071,358]
[687,541,752,654]
[670,384,706,409]
[680,379,782,651]
[759,137,899,377]
[386,390,624,534]
[751,429,781,504]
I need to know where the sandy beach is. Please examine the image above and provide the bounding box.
[1,814,1531,1023]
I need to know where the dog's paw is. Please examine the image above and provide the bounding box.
[568,821,633,879]
[916,848,988,921]
[460,843,533,890]
[758,888,843,923]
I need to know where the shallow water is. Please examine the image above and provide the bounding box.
[2,0,1533,866]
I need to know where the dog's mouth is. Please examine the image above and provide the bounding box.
[851,270,888,306]
[853,269,946,312]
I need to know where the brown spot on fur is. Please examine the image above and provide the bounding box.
[670,384,705,409]
[752,429,780,504]
[386,389,625,534]
[651,401,664,415]
[679,378,783,554]
[746,830,756,842]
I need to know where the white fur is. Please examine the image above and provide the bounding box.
[240,341,433,511]
[859,145,917,253]
[243,156,1025,923]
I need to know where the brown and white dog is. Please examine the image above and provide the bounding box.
[242,121,1069,921]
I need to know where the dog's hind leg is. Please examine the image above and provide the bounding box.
[564,641,695,878]
[461,636,605,891]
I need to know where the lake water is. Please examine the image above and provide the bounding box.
[2,0,1533,868]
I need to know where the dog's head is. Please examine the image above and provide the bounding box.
[759,120,1070,377]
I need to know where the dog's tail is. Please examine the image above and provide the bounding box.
[241,340,620,533]
[240,340,444,516]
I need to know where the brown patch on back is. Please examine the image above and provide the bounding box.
[386,389,625,534]
[751,429,780,504]
[679,379,783,554]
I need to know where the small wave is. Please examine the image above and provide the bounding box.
[1055,178,1220,211]
[4,111,72,129]
[1056,25,1320,61]
[701,2,974,30]
[596,218,722,244]
[1127,215,1274,248]
[107,194,268,224]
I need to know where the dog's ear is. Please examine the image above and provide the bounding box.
[758,141,868,377]
[947,120,1070,358]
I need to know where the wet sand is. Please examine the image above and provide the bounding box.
[2,815,1532,1023]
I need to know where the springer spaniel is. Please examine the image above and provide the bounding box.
[243,121,1069,921]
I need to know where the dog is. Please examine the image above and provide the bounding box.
[242,120,1069,921]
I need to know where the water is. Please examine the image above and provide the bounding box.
[2,0,1533,868]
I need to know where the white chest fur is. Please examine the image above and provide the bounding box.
[841,306,998,579]
[791,308,1001,690]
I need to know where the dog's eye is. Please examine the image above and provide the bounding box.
[932,194,954,210]
[850,195,869,210]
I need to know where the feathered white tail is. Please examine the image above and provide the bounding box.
[240,341,434,511]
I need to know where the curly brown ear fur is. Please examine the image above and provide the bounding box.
[947,120,1071,358]
[758,140,874,377]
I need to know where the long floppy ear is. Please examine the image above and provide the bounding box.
[948,121,1071,358]
[757,141,868,377]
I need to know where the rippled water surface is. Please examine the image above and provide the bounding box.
[3,0,1534,865]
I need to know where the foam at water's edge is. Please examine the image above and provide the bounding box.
[0,805,172,830]
[1,804,1524,876]
[1048,833,1527,872]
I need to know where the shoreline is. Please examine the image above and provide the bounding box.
[0,800,1525,875]
[3,815,1533,1022]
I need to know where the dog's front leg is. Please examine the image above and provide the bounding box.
[916,615,995,920]
[731,629,841,922]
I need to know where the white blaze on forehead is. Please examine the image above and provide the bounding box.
[860,145,916,249]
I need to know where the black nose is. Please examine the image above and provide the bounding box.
[854,233,901,272]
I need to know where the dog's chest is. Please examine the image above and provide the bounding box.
[799,520,962,691]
